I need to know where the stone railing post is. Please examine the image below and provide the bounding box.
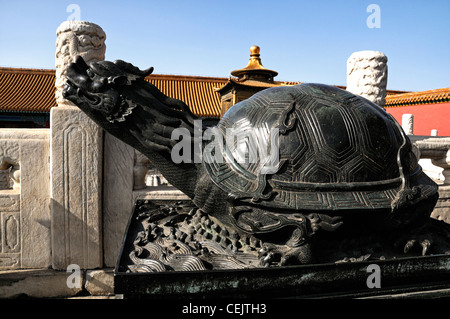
[346,51,388,107]
[51,21,106,270]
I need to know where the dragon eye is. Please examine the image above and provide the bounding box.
[108,75,128,85]
[86,69,95,78]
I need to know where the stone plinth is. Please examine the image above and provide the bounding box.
[0,269,82,298]
[85,268,114,296]
[50,106,103,270]
[346,50,388,106]
[115,203,450,299]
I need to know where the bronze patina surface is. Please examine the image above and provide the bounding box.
[62,57,450,273]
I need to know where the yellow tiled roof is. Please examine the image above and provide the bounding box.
[0,67,227,116]
[146,74,226,117]
[385,87,450,107]
[0,67,57,113]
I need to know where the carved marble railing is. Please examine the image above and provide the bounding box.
[0,135,21,269]
[0,129,50,269]
[411,136,450,223]
[411,136,450,184]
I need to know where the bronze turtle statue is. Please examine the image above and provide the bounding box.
[63,56,449,266]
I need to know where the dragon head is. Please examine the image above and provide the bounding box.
[62,56,154,123]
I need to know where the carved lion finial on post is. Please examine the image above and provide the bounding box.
[55,21,106,107]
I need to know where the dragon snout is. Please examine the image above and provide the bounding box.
[65,56,108,94]
[62,81,75,99]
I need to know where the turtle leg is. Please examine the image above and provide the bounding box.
[258,242,314,266]
[281,242,314,265]
[258,213,344,266]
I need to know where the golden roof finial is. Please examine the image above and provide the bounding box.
[231,45,278,81]
[250,45,260,55]
[249,45,261,64]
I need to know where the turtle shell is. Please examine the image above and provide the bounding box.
[203,83,437,212]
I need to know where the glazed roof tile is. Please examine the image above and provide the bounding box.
[385,87,450,107]
[146,74,226,117]
[0,67,57,113]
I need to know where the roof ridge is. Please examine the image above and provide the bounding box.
[0,67,56,76]
[146,73,228,82]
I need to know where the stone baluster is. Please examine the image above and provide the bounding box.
[402,114,414,135]
[133,150,150,190]
[0,141,20,191]
[0,159,20,191]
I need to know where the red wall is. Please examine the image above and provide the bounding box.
[385,102,450,136]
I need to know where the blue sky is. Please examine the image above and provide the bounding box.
[0,0,449,91]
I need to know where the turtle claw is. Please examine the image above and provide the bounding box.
[421,239,432,256]
[392,217,450,256]
[260,251,275,267]
[402,237,432,256]
[395,221,435,256]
